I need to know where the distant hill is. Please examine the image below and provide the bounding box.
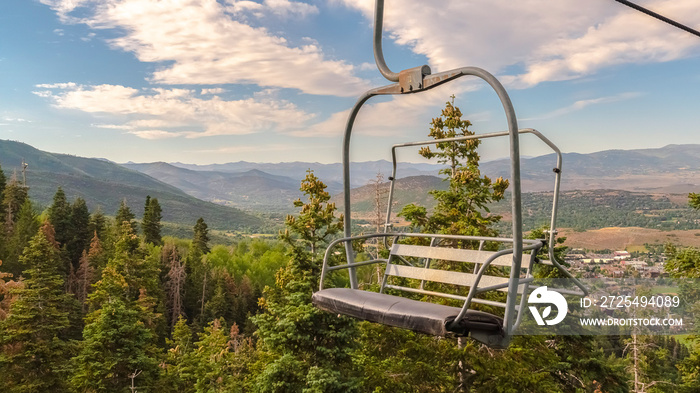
[122,162,302,212]
[480,144,700,193]
[122,144,700,215]
[0,140,263,231]
[168,160,443,189]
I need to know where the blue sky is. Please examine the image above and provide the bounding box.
[1,0,699,165]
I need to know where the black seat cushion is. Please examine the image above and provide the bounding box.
[312,288,503,337]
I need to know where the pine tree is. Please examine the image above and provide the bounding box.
[87,231,107,273]
[142,196,163,246]
[115,199,138,237]
[71,224,160,392]
[0,221,72,393]
[47,187,73,248]
[690,192,699,210]
[400,97,508,241]
[2,174,28,232]
[160,316,195,393]
[188,319,256,393]
[253,170,359,393]
[192,217,210,255]
[67,197,91,268]
[3,199,39,277]
[88,206,108,242]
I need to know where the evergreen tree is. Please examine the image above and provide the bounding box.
[690,192,699,210]
[88,206,108,242]
[160,317,195,393]
[47,187,73,248]
[0,221,72,393]
[115,199,138,236]
[71,224,160,392]
[2,174,28,232]
[142,196,163,246]
[400,97,508,241]
[67,197,91,268]
[3,199,39,277]
[253,171,359,393]
[192,217,210,255]
[87,231,108,273]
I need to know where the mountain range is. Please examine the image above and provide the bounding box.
[0,140,262,231]
[2,140,699,228]
[124,144,700,213]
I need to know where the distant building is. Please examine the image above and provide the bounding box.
[614,251,631,261]
[601,266,625,278]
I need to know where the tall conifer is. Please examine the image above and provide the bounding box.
[0,221,72,393]
[2,174,28,232]
[115,199,137,236]
[47,187,72,248]
[253,171,359,392]
[143,196,163,246]
[67,197,91,268]
[71,223,160,392]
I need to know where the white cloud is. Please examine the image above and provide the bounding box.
[41,0,370,97]
[127,130,189,140]
[36,82,78,89]
[342,0,700,88]
[524,92,643,120]
[35,83,316,139]
[1,116,31,123]
[201,88,226,95]
[297,82,480,137]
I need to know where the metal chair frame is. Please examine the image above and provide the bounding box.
[314,0,587,347]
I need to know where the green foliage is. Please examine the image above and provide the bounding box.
[115,199,138,237]
[0,223,73,393]
[160,317,195,392]
[143,195,163,246]
[68,197,91,267]
[2,199,39,277]
[690,193,700,210]
[189,319,255,392]
[160,317,256,393]
[253,170,359,393]
[399,99,508,240]
[3,175,28,231]
[192,217,210,255]
[662,243,700,390]
[71,224,161,392]
[47,187,72,248]
[283,170,343,264]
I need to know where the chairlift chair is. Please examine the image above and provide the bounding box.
[311,0,588,349]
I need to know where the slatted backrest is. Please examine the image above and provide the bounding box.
[391,244,531,267]
[384,264,509,291]
[384,244,533,293]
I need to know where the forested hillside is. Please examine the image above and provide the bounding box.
[0,140,263,231]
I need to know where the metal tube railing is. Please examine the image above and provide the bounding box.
[373,0,400,82]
